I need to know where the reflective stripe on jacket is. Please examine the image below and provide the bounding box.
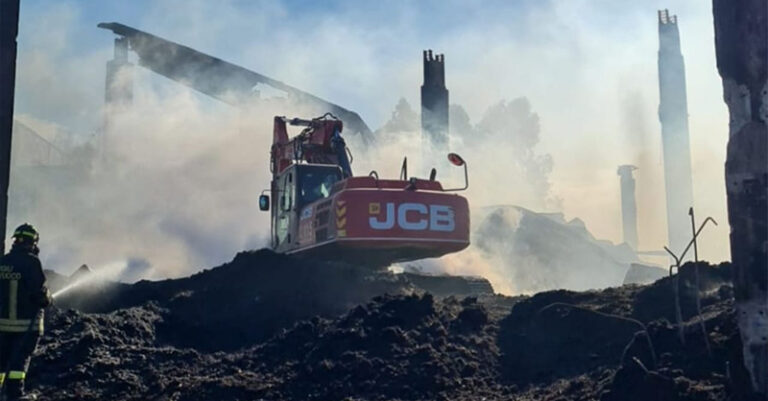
[0,249,47,333]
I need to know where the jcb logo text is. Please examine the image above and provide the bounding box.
[369,203,455,232]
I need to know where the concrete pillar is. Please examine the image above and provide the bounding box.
[617,165,639,250]
[421,50,449,157]
[712,0,768,395]
[657,10,695,258]
[0,0,20,254]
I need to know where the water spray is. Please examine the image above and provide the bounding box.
[52,260,129,299]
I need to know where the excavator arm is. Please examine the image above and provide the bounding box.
[271,114,352,177]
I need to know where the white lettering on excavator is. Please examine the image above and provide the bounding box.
[429,205,455,232]
[369,203,455,232]
[369,203,395,229]
[398,203,428,230]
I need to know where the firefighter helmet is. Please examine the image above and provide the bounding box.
[12,223,39,244]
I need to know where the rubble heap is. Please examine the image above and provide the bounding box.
[28,254,755,400]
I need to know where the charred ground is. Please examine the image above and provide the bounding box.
[30,251,754,400]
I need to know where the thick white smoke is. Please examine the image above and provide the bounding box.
[8,0,730,289]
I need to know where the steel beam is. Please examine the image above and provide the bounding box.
[98,22,372,141]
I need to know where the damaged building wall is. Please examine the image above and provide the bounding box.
[657,9,695,258]
[712,0,768,395]
[421,50,449,155]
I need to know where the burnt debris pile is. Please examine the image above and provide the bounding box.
[51,250,415,351]
[499,261,745,401]
[31,294,503,401]
[28,254,755,400]
[49,249,493,351]
[255,294,501,400]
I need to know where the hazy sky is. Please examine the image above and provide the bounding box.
[13,0,731,270]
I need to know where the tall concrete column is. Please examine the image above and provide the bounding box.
[0,0,20,254]
[421,50,449,157]
[617,165,639,250]
[712,0,768,395]
[657,10,695,258]
[103,37,133,159]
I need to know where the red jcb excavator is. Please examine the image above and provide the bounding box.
[259,114,470,267]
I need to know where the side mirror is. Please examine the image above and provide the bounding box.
[444,153,469,191]
[259,195,270,211]
[448,153,465,166]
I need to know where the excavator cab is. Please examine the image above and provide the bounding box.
[264,114,470,266]
[271,164,343,252]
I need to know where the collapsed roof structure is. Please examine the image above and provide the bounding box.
[98,22,373,142]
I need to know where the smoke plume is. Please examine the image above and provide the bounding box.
[8,0,731,290]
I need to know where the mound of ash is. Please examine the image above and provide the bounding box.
[473,206,640,292]
[28,259,755,401]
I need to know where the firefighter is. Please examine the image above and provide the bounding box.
[0,224,51,400]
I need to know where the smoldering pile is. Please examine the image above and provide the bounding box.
[27,252,754,401]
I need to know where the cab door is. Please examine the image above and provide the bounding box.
[273,166,298,252]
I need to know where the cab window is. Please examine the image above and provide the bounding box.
[299,167,341,206]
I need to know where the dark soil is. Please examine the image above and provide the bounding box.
[50,250,493,352]
[26,254,758,400]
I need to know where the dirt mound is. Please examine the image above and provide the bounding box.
[631,262,732,323]
[50,250,493,352]
[604,307,745,401]
[32,305,252,400]
[400,272,494,297]
[53,250,412,351]
[26,259,756,400]
[254,294,501,400]
[496,261,744,400]
[30,294,507,401]
[500,301,645,384]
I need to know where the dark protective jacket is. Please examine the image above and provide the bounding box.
[0,247,50,333]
